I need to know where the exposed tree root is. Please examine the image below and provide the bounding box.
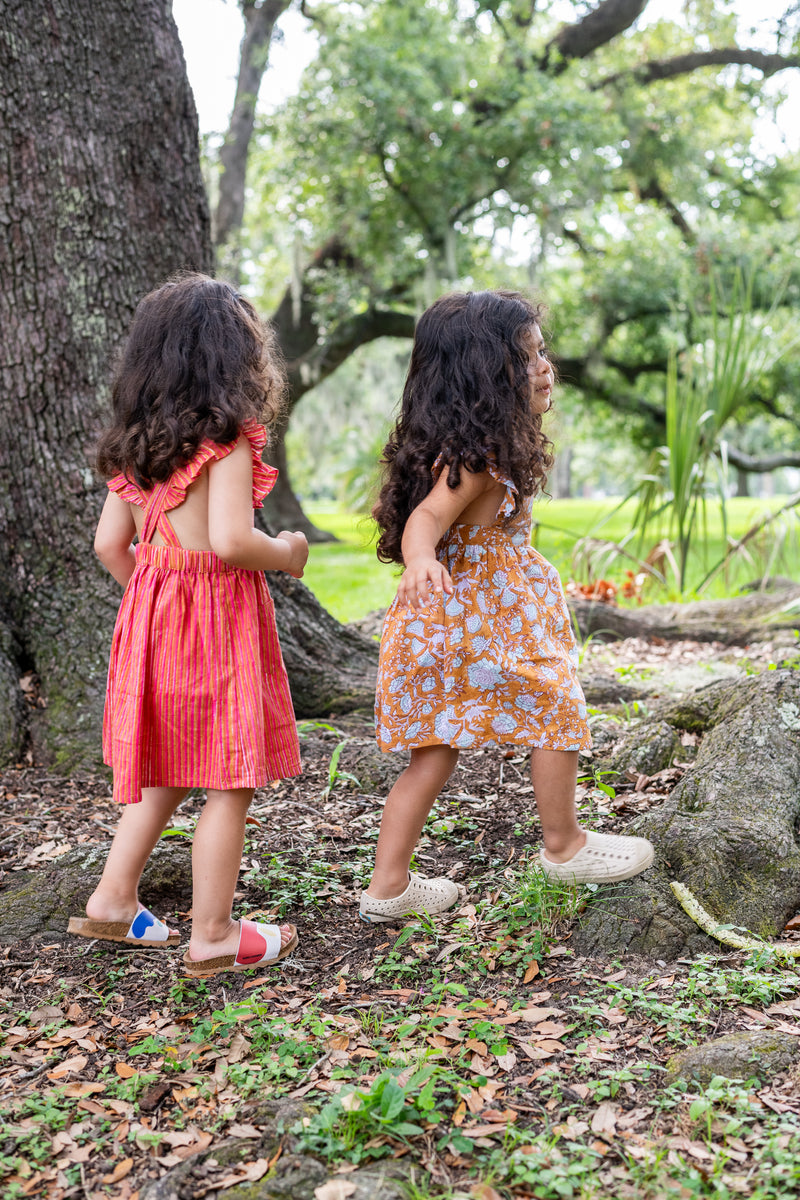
[670,880,800,958]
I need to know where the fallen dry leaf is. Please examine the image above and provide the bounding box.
[470,1184,505,1200]
[533,1021,568,1038]
[102,1157,134,1184]
[667,1136,714,1161]
[172,1131,214,1160]
[62,1081,105,1097]
[515,1041,554,1061]
[590,1102,618,1137]
[459,1123,506,1139]
[313,1181,357,1200]
[47,1054,88,1080]
[512,1006,562,1023]
[214,1158,270,1190]
[228,1123,261,1139]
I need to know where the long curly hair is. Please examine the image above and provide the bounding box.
[374,289,554,564]
[96,273,286,488]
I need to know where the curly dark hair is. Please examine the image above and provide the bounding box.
[374,289,554,564]
[96,272,286,488]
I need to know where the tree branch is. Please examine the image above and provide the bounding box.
[556,355,665,428]
[286,308,415,403]
[543,0,649,71]
[595,47,800,89]
[215,0,292,281]
[722,445,800,473]
[636,176,695,241]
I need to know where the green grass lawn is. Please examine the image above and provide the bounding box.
[304,497,800,623]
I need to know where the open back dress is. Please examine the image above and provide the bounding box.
[103,420,301,804]
[376,461,591,754]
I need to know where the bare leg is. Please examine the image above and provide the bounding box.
[187,787,294,962]
[530,748,586,863]
[366,745,460,899]
[85,786,187,929]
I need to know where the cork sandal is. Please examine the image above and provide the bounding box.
[68,904,179,947]
[182,918,299,978]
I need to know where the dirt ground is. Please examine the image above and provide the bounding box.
[1,632,785,1010]
[4,633,800,1200]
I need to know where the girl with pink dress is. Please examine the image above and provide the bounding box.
[68,274,307,977]
[361,290,654,924]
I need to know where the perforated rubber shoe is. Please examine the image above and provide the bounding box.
[359,872,462,923]
[539,830,654,884]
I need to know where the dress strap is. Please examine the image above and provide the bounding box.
[139,481,182,548]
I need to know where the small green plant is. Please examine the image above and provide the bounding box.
[618,698,650,722]
[243,852,343,913]
[292,1066,457,1163]
[615,663,654,683]
[578,767,617,802]
[322,738,361,799]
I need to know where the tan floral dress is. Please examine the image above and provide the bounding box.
[375,463,591,753]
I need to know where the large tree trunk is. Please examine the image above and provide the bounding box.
[0,0,377,771]
[575,669,800,959]
[0,0,211,769]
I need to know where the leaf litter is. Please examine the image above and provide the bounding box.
[2,638,800,1197]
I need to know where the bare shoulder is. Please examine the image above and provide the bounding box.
[435,463,499,498]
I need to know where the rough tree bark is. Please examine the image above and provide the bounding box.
[0,0,377,771]
[574,669,800,959]
[0,0,210,768]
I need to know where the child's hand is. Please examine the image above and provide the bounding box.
[277,530,309,578]
[398,559,453,611]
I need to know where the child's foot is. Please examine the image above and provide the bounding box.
[359,872,462,923]
[68,901,179,946]
[184,919,298,977]
[539,831,654,884]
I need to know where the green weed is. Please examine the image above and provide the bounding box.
[291,1065,462,1164]
[242,852,343,914]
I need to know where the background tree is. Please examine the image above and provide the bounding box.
[0,0,376,771]
[223,0,800,528]
[214,0,293,283]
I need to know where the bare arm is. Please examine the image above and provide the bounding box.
[207,436,309,576]
[94,491,138,587]
[398,467,497,610]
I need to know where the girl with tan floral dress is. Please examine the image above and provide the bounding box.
[360,290,654,924]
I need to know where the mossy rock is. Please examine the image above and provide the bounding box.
[338,740,408,796]
[575,669,800,960]
[0,842,192,943]
[665,1031,800,1086]
[140,1099,409,1200]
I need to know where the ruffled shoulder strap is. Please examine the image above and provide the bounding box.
[107,472,145,505]
[108,420,277,512]
[239,420,278,508]
[483,461,516,519]
[198,419,277,510]
[432,453,516,518]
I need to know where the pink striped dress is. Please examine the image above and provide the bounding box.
[102,421,301,805]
